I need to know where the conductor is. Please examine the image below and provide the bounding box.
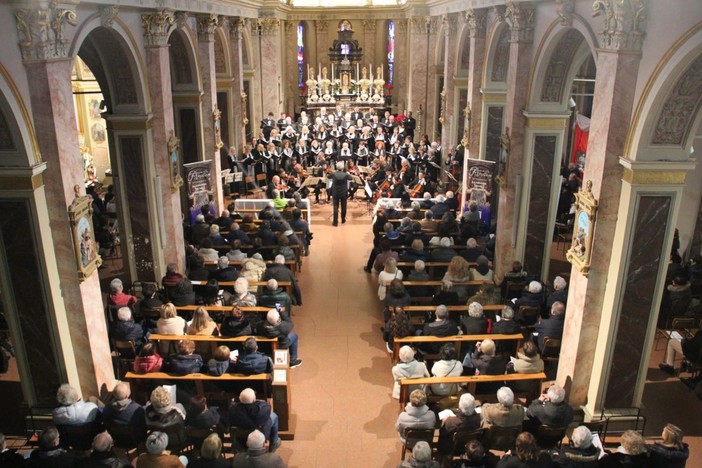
[330,162,352,226]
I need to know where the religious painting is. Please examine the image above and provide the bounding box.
[213,106,223,150]
[68,185,102,280]
[167,130,184,191]
[91,122,106,144]
[566,180,598,276]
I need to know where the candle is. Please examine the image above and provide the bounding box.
[357,63,360,79]
[318,63,321,79]
[331,64,334,80]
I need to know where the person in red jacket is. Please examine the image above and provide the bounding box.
[107,278,137,308]
[133,343,163,374]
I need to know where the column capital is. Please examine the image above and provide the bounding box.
[619,157,695,185]
[410,16,438,35]
[284,20,295,35]
[397,18,408,33]
[556,0,575,27]
[505,2,535,43]
[15,3,77,62]
[254,17,280,36]
[142,10,175,47]
[196,14,220,42]
[316,19,328,34]
[100,5,119,29]
[442,13,458,37]
[362,18,376,33]
[592,0,648,53]
[465,8,487,38]
[228,16,246,41]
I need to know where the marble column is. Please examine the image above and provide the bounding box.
[316,20,328,71]
[465,9,487,158]
[283,20,299,114]
[425,23,441,139]
[408,17,431,131]
[394,20,409,114]
[228,17,247,151]
[197,14,225,213]
[142,11,186,276]
[557,4,650,410]
[493,2,535,280]
[23,56,114,399]
[440,14,459,150]
[258,17,282,117]
[362,19,377,72]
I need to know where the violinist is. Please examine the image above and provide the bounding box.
[399,160,413,186]
[391,175,406,199]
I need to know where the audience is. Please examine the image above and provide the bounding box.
[552,425,600,467]
[437,393,481,456]
[534,302,566,351]
[470,255,494,283]
[647,423,688,468]
[231,430,287,467]
[497,432,553,468]
[110,307,146,351]
[189,433,229,468]
[398,440,439,468]
[545,276,568,309]
[384,306,414,353]
[133,342,163,374]
[52,384,100,426]
[525,384,573,429]
[220,306,252,337]
[257,309,301,368]
[263,255,303,307]
[480,387,525,428]
[102,382,146,442]
[229,388,282,452]
[599,430,648,467]
[78,431,130,468]
[168,339,203,375]
[28,426,83,467]
[231,337,274,375]
[144,386,187,441]
[395,389,436,447]
[107,278,138,308]
[392,345,430,399]
[135,431,187,467]
[429,343,462,396]
[185,395,225,438]
[156,303,186,355]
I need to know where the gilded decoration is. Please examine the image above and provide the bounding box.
[651,54,702,146]
[100,5,119,29]
[196,14,220,42]
[566,180,598,276]
[556,0,575,27]
[592,0,647,52]
[68,185,102,280]
[541,29,584,103]
[142,10,175,47]
[15,2,77,61]
[465,9,487,38]
[505,2,535,43]
[255,17,280,36]
[228,17,246,40]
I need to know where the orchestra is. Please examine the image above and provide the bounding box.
[237,107,447,204]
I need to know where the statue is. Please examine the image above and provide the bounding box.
[81,148,94,183]
[320,66,332,96]
[358,67,371,96]
[373,66,385,96]
[341,72,350,94]
[306,65,318,101]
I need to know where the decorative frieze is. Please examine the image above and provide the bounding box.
[100,5,119,29]
[142,10,175,47]
[465,9,487,38]
[196,14,220,41]
[592,0,647,52]
[15,3,77,61]
[505,2,535,43]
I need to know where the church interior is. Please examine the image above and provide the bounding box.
[1,0,702,466]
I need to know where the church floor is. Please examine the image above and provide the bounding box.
[1,200,700,466]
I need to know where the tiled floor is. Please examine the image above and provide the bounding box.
[2,200,700,466]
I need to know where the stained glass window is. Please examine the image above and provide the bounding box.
[297,23,305,87]
[387,20,395,86]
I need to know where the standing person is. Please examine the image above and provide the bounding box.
[330,161,352,226]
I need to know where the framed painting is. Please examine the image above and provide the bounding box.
[566,179,598,276]
[68,185,102,280]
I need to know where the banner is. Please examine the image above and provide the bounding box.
[184,160,215,224]
[461,156,496,231]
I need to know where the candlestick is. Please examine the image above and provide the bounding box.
[356,63,359,80]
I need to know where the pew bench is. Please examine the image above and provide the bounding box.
[192,280,293,298]
[401,280,487,304]
[397,372,548,410]
[392,333,523,363]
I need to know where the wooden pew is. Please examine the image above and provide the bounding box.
[402,304,506,322]
[398,372,548,410]
[396,261,476,279]
[204,259,297,275]
[148,333,279,355]
[392,333,523,363]
[192,280,292,298]
[402,280,486,304]
[212,245,303,272]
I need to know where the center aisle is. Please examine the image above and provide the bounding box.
[277,201,403,467]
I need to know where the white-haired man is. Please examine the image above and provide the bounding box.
[110,307,145,350]
[480,387,525,429]
[257,309,301,368]
[263,254,302,307]
[430,194,450,219]
[229,390,283,453]
[258,279,292,317]
[525,384,573,429]
[429,237,458,262]
[546,275,569,309]
[514,280,545,322]
[534,301,566,351]
[420,305,460,353]
[81,431,130,467]
[52,384,99,426]
[102,382,147,443]
[232,429,286,467]
[212,256,239,282]
[553,426,600,465]
[330,161,352,226]
[437,393,481,455]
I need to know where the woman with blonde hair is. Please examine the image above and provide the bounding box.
[442,256,473,302]
[378,257,403,301]
[156,303,186,355]
[648,423,688,467]
[187,307,220,360]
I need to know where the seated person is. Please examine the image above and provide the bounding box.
[392,346,430,400]
[395,389,436,446]
[499,432,555,468]
[135,431,187,467]
[231,430,286,466]
[231,337,274,375]
[110,307,146,352]
[466,339,507,376]
[467,283,502,306]
[384,279,411,311]
[421,305,460,354]
[220,306,252,337]
[647,423,689,468]
[187,307,220,360]
[461,237,483,263]
[226,239,248,262]
[480,387,525,429]
[492,306,522,353]
[144,387,187,439]
[258,279,292,317]
[198,238,219,262]
[599,430,648,467]
[161,263,184,289]
[514,281,545,322]
[461,302,489,336]
[545,275,568,309]
[442,256,473,302]
[133,342,163,374]
[188,256,211,282]
[407,260,431,298]
[52,384,99,426]
[156,303,186,355]
[257,309,301,368]
[207,224,228,247]
[525,384,573,429]
[79,432,131,468]
[470,255,494,283]
[510,341,544,375]
[384,306,414,353]
[212,256,239,282]
[185,395,226,438]
[169,278,197,306]
[373,239,399,272]
[228,388,282,451]
[0,433,24,468]
[552,426,600,466]
[138,283,163,324]
[429,344,462,397]
[659,328,702,377]
[191,434,230,468]
[263,255,302,307]
[102,382,146,443]
[451,439,498,468]
[227,222,251,245]
[428,237,457,262]
[207,345,234,376]
[399,239,426,263]
[437,393,481,456]
[273,235,296,261]
[28,426,84,467]
[107,278,138,308]
[534,301,566,351]
[168,339,204,375]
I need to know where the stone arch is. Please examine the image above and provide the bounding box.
[241,24,254,70]
[483,21,510,90]
[527,19,598,113]
[456,22,471,75]
[0,64,39,167]
[628,24,702,162]
[70,18,147,115]
[168,27,201,93]
[214,27,230,76]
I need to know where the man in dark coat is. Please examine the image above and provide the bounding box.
[525,384,573,429]
[232,337,274,375]
[263,255,302,307]
[421,305,460,354]
[258,279,292,318]
[102,383,147,444]
[110,307,145,352]
[229,388,281,450]
[77,432,131,468]
[330,162,352,226]
[534,301,566,351]
[257,309,301,367]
